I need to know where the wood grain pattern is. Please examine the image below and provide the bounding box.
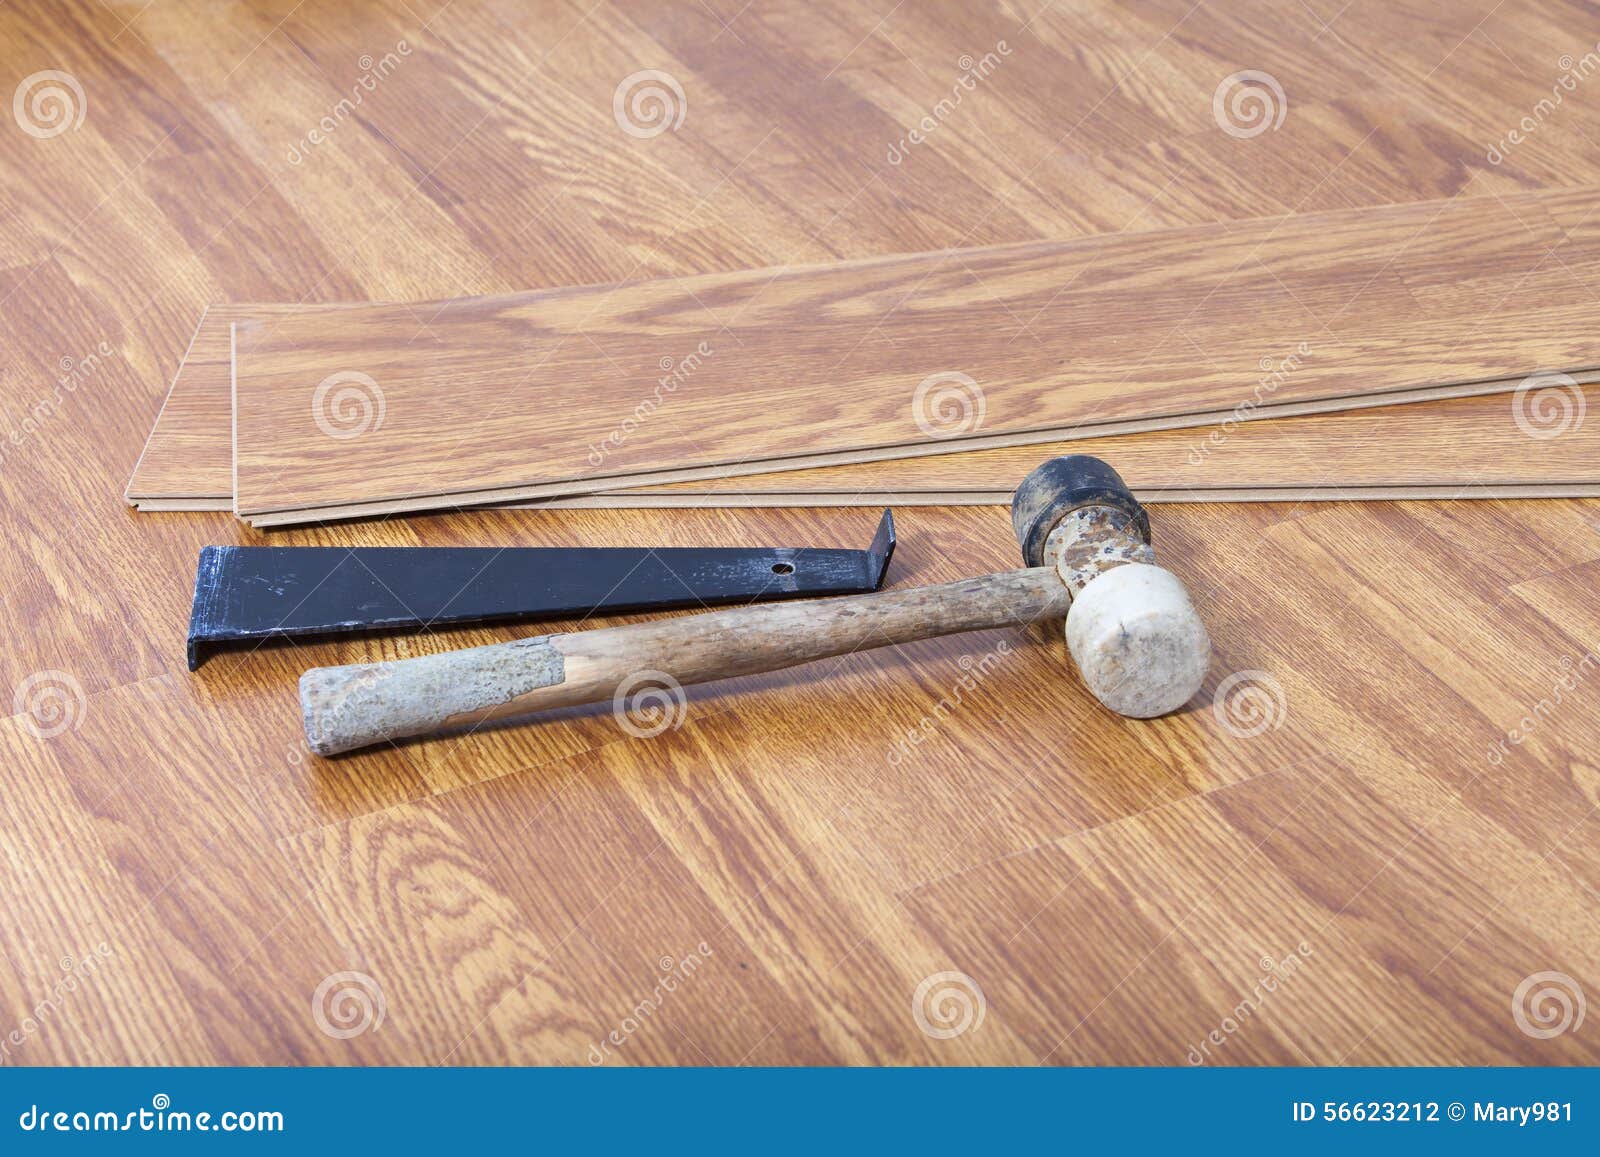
[129,301,1600,508]
[627,383,1600,499]
[127,305,314,502]
[230,187,1600,523]
[7,0,1600,1066]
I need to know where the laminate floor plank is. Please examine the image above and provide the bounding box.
[229,191,1600,523]
[126,304,1600,508]
[9,0,1600,1065]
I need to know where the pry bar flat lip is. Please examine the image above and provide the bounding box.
[187,509,895,669]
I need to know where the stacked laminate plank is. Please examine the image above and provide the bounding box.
[127,190,1600,524]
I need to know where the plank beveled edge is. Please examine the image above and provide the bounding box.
[241,367,1600,526]
[122,304,213,504]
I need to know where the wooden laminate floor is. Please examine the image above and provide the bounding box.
[2,0,1598,1064]
[228,189,1600,523]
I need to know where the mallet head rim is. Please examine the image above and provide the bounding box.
[1011,454,1150,568]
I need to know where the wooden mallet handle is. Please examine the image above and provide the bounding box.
[300,567,1072,756]
[299,455,1211,756]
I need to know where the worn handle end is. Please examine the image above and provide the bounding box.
[300,636,568,757]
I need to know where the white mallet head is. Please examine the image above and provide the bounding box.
[1013,456,1211,718]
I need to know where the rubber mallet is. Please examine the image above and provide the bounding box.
[299,456,1211,756]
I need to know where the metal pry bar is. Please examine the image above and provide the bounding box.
[186,510,895,669]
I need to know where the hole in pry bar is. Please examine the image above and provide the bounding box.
[771,562,795,575]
